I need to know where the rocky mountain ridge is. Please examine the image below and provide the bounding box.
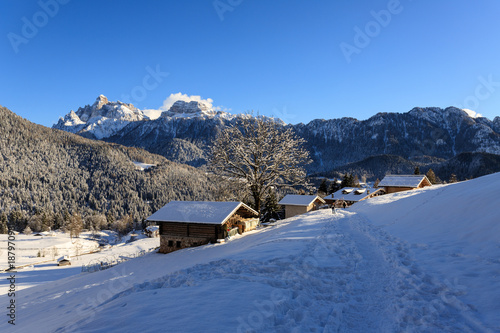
[53,96,500,173]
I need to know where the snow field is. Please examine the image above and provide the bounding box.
[0,173,498,332]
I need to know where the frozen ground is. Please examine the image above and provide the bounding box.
[0,173,499,332]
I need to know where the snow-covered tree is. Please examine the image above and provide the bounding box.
[426,168,437,184]
[23,226,32,235]
[209,117,311,212]
[0,213,8,234]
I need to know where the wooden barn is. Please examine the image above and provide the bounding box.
[278,195,326,219]
[323,187,384,207]
[146,201,259,254]
[378,175,432,194]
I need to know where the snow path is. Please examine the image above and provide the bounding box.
[64,210,491,333]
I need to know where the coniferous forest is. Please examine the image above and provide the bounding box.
[0,106,231,233]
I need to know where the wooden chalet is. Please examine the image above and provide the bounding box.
[146,201,259,254]
[378,175,432,194]
[57,256,71,266]
[278,195,326,219]
[323,187,384,207]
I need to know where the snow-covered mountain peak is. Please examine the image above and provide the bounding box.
[408,106,475,124]
[160,100,233,119]
[53,95,148,139]
[93,94,109,109]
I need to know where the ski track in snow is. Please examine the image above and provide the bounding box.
[65,211,491,332]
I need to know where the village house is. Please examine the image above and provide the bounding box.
[323,187,385,207]
[278,195,326,219]
[146,201,259,254]
[378,175,432,194]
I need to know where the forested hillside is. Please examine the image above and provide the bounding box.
[0,106,222,232]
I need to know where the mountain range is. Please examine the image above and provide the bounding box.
[54,95,500,176]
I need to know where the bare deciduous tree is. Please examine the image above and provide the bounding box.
[210,117,311,212]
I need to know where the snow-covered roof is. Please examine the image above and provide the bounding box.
[278,195,325,206]
[324,187,383,203]
[146,201,258,225]
[378,175,430,188]
[145,225,159,232]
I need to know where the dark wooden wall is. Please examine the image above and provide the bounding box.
[157,221,225,240]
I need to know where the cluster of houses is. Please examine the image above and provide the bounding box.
[147,174,432,254]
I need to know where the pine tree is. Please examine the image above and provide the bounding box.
[414,166,420,175]
[318,178,328,196]
[0,213,8,234]
[341,173,356,188]
[262,189,281,221]
[426,168,437,184]
[328,178,340,194]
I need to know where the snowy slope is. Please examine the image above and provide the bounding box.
[1,174,499,332]
[351,172,500,328]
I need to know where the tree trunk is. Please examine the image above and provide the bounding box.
[252,191,261,214]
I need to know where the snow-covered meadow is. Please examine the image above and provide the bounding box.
[0,232,158,294]
[0,173,499,332]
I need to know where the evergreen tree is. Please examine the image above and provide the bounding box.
[426,168,437,184]
[9,210,26,232]
[328,178,340,194]
[318,178,328,196]
[262,189,282,221]
[414,166,420,175]
[0,213,8,234]
[341,173,356,188]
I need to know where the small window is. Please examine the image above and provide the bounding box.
[168,240,173,247]
[176,241,182,248]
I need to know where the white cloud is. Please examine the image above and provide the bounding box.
[462,109,483,118]
[142,109,163,120]
[160,92,214,111]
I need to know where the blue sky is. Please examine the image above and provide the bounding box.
[1,0,500,127]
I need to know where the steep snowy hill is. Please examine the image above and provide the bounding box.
[1,173,498,332]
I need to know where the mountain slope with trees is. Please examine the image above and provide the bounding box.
[314,152,500,183]
[0,106,222,232]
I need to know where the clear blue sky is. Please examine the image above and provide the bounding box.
[1,0,500,127]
